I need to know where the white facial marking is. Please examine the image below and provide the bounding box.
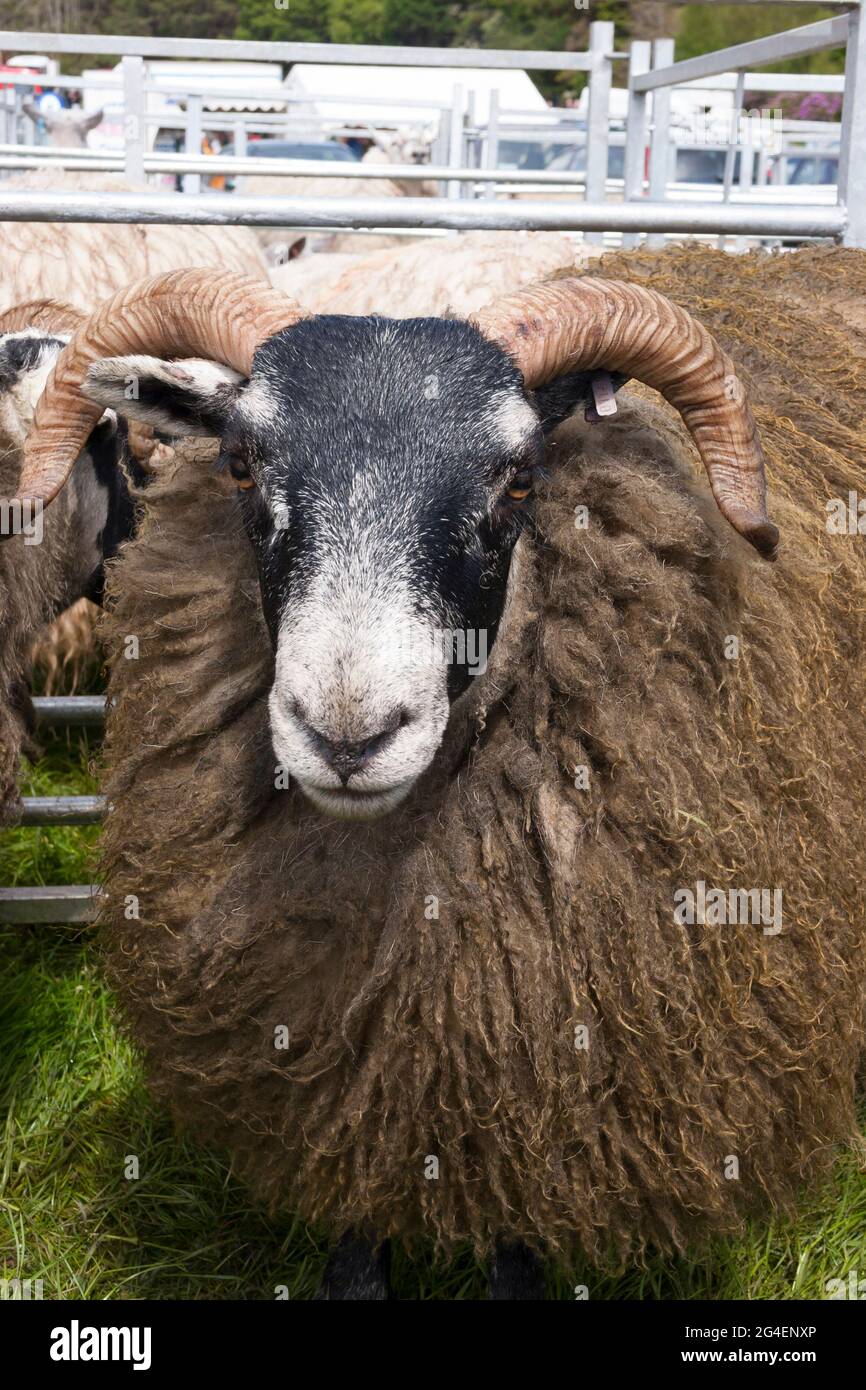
[487,391,539,454]
[0,331,71,445]
[237,378,278,429]
[268,479,452,820]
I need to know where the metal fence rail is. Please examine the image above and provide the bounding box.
[31,696,106,726]
[0,145,616,189]
[0,31,605,69]
[18,797,105,826]
[0,188,847,237]
[0,885,100,925]
[2,17,861,240]
[0,699,106,925]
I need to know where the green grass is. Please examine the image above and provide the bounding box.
[1,722,865,1300]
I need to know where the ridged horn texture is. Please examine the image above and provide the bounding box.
[472,277,779,558]
[0,299,84,335]
[15,269,304,510]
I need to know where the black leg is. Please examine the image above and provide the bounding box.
[315,1231,391,1301]
[488,1238,546,1300]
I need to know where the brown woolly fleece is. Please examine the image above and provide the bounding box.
[99,245,866,1263]
[0,160,267,810]
[0,301,87,821]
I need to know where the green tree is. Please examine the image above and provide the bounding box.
[450,1,630,99]
[381,0,456,47]
[675,5,845,75]
[327,0,387,46]
[233,0,330,44]
[80,0,237,40]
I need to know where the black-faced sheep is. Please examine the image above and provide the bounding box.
[243,134,439,264]
[13,246,866,1298]
[0,298,142,821]
[0,168,270,716]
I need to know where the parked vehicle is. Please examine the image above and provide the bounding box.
[496,139,733,185]
[778,153,839,186]
[206,138,359,191]
[495,135,626,180]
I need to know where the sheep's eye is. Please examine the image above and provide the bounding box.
[506,470,534,502]
[227,456,256,491]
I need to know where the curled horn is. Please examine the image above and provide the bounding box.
[0,300,83,335]
[11,269,304,513]
[472,278,779,558]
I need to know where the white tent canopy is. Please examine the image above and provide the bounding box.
[144,60,287,112]
[283,63,548,128]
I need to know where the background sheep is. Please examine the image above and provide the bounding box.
[0,186,267,812]
[269,230,601,315]
[0,300,100,820]
[2,167,270,697]
[240,135,438,262]
[0,169,268,315]
[61,245,865,1291]
[21,101,105,149]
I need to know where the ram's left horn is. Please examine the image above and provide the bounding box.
[473,277,778,558]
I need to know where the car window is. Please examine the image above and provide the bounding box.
[498,140,547,170]
[500,140,622,178]
[790,158,818,185]
[221,141,358,162]
[675,149,730,184]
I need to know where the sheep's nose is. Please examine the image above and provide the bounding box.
[300,712,407,785]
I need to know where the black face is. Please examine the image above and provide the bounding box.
[220,316,546,700]
[0,332,68,382]
[85,312,619,819]
[0,331,140,604]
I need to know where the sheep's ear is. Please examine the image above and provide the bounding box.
[533,370,630,435]
[78,108,104,135]
[83,355,244,437]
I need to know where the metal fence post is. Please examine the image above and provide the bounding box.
[483,87,499,200]
[464,90,478,196]
[121,55,145,183]
[623,39,651,250]
[431,107,450,197]
[184,93,203,195]
[447,83,464,201]
[839,5,866,247]
[717,69,745,249]
[21,86,37,146]
[646,37,675,251]
[2,86,13,145]
[584,19,614,247]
